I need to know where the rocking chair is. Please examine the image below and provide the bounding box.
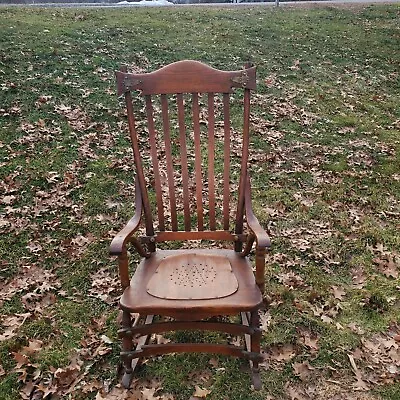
[111,60,270,389]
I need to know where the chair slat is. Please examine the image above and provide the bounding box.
[177,94,191,231]
[160,94,178,231]
[223,93,231,231]
[192,93,204,231]
[144,95,165,231]
[207,93,216,231]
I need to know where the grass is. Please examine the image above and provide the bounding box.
[0,3,399,400]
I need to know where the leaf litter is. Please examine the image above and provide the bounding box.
[1,5,400,400]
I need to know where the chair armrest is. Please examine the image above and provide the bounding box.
[243,173,270,296]
[244,174,271,249]
[109,177,143,256]
[110,216,142,256]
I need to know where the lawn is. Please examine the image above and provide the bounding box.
[0,3,399,400]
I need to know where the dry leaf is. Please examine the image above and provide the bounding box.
[331,286,346,300]
[260,311,272,331]
[155,334,171,345]
[100,335,113,344]
[208,358,219,368]
[348,323,365,335]
[293,361,314,381]
[302,332,319,352]
[285,383,309,400]
[12,352,30,369]
[22,339,43,355]
[54,364,81,388]
[142,387,160,400]
[268,344,296,362]
[192,386,211,398]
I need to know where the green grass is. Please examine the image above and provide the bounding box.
[0,3,400,400]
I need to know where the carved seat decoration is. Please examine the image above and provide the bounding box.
[147,253,238,300]
[111,60,271,390]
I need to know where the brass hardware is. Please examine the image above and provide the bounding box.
[124,76,142,91]
[231,71,249,87]
[140,236,155,243]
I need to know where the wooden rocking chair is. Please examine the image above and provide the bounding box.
[111,60,271,389]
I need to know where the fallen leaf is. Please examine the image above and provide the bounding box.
[100,335,113,344]
[1,195,16,205]
[260,311,272,331]
[348,323,365,335]
[155,334,171,345]
[285,383,309,400]
[321,315,333,324]
[208,358,219,368]
[192,386,211,398]
[331,286,346,300]
[293,361,314,381]
[374,256,399,279]
[268,344,296,362]
[19,340,43,359]
[12,352,30,369]
[276,271,304,288]
[54,364,81,388]
[142,387,160,400]
[302,332,319,352]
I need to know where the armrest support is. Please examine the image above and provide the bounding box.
[109,177,143,256]
[109,178,150,289]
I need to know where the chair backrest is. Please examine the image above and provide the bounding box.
[116,60,256,245]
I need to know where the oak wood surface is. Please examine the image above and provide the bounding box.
[145,95,165,231]
[207,92,217,230]
[222,93,231,231]
[146,252,239,300]
[116,60,256,95]
[160,94,178,231]
[177,92,191,231]
[192,92,204,231]
[119,320,257,337]
[120,249,263,318]
[123,343,263,361]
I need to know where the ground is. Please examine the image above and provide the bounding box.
[0,4,399,400]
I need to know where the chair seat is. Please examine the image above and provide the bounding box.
[120,249,263,319]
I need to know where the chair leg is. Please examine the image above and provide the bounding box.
[121,313,154,388]
[250,310,262,390]
[240,311,262,390]
[121,310,134,388]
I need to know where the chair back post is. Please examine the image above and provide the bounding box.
[234,62,254,252]
[120,65,156,251]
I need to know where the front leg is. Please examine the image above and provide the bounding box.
[121,310,134,388]
[250,310,262,390]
